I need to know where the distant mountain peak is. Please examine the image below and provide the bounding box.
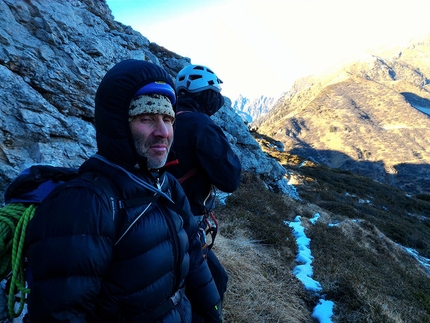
[231,95,276,123]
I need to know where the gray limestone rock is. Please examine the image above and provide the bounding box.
[0,0,293,205]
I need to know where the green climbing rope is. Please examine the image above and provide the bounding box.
[0,203,27,279]
[0,203,36,318]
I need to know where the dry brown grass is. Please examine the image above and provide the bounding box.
[213,170,430,322]
[310,218,430,322]
[215,235,313,323]
[214,171,317,322]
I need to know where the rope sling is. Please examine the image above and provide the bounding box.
[0,203,35,318]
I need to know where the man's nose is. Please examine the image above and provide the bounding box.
[153,118,170,137]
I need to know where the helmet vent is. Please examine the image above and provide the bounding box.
[189,75,202,80]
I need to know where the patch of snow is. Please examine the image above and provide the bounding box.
[288,216,322,292]
[312,299,335,323]
[310,213,321,224]
[278,178,301,200]
[286,214,335,323]
[358,199,370,204]
[216,191,231,205]
[381,124,410,130]
[401,245,430,275]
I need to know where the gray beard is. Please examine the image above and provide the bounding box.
[133,135,170,169]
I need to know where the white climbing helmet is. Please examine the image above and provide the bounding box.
[176,64,223,93]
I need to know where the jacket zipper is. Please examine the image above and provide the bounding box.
[156,175,182,292]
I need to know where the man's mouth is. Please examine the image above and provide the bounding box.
[150,144,167,152]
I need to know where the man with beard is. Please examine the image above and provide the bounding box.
[25,60,222,323]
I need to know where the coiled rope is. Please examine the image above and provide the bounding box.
[0,203,35,318]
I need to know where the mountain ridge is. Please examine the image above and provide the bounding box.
[254,38,430,195]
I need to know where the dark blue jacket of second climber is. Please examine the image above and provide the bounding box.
[169,97,242,215]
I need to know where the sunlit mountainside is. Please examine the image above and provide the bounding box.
[253,35,430,196]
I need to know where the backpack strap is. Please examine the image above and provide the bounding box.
[176,167,198,184]
[78,172,128,244]
[162,159,198,184]
[79,172,121,221]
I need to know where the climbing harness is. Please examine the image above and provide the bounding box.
[201,210,219,253]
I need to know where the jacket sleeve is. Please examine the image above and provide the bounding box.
[25,182,115,323]
[168,176,222,322]
[196,121,242,193]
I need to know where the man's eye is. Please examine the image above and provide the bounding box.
[163,115,175,124]
[139,116,153,123]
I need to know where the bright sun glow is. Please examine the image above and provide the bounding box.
[107,0,430,99]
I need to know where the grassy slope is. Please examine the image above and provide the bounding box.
[215,134,430,322]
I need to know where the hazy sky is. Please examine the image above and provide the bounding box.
[106,0,430,99]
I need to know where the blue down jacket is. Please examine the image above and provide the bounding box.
[25,60,221,323]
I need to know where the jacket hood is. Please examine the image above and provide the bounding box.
[94,59,176,170]
[177,90,224,116]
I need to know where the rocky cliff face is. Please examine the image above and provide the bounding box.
[0,0,295,203]
[255,37,430,195]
